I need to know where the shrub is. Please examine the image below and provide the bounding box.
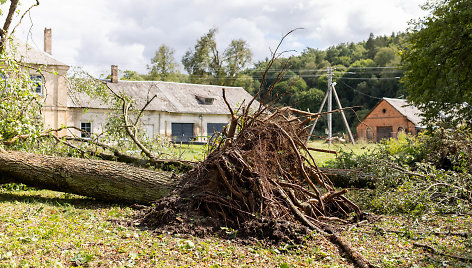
[326,127,472,215]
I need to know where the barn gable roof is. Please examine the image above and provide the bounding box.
[68,80,259,115]
[383,98,424,127]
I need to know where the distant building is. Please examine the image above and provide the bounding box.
[356,98,424,142]
[68,65,258,142]
[13,29,257,142]
[9,28,70,135]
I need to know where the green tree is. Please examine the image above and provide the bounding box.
[374,47,396,66]
[122,70,144,81]
[401,0,472,125]
[0,0,44,146]
[148,44,179,81]
[223,39,252,86]
[182,28,252,86]
[273,76,308,106]
[182,28,219,84]
[291,87,325,112]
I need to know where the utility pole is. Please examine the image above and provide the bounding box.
[306,67,355,145]
[328,67,334,145]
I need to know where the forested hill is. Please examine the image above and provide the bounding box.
[248,32,407,135]
[125,32,407,137]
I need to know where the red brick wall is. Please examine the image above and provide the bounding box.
[356,100,417,142]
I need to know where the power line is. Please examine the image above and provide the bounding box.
[337,77,401,80]
[338,80,382,100]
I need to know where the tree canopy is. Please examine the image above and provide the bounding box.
[148,44,179,81]
[182,28,253,86]
[401,0,472,126]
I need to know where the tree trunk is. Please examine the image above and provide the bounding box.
[0,151,178,204]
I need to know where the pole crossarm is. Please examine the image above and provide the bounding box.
[305,67,355,145]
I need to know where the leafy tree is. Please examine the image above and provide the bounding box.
[401,0,472,126]
[223,39,252,86]
[182,28,219,84]
[148,44,179,81]
[291,87,325,112]
[0,0,44,147]
[273,76,308,106]
[122,70,145,81]
[374,47,396,66]
[182,28,252,86]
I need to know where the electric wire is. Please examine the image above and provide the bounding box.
[337,80,383,100]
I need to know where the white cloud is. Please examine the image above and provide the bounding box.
[6,0,426,76]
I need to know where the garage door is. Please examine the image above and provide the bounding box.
[207,123,227,138]
[376,126,393,142]
[172,123,194,142]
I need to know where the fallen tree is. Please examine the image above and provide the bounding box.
[0,28,374,266]
[0,150,177,204]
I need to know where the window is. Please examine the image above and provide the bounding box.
[0,73,7,88]
[30,75,43,94]
[80,122,92,138]
[195,95,215,105]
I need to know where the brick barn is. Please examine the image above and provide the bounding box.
[356,98,424,142]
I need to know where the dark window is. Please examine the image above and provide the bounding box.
[80,122,92,138]
[171,123,194,142]
[195,95,214,105]
[0,73,7,88]
[204,98,214,105]
[30,75,43,94]
[382,108,386,113]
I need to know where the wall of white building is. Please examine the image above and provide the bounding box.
[36,65,70,135]
[67,108,231,142]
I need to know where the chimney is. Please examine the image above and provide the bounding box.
[111,65,118,83]
[44,28,52,54]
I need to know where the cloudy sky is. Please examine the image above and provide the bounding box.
[8,0,426,76]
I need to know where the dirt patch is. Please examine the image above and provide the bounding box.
[138,194,311,246]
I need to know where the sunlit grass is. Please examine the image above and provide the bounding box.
[306,139,373,166]
[159,139,375,165]
[0,188,469,267]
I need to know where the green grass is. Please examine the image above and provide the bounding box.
[0,188,469,267]
[163,139,374,165]
[306,140,373,166]
[170,143,209,162]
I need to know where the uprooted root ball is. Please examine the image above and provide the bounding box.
[140,109,361,244]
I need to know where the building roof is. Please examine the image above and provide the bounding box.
[383,97,424,127]
[7,37,68,67]
[68,80,260,115]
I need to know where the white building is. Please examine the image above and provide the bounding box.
[68,66,257,142]
[15,29,258,142]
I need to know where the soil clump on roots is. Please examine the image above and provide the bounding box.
[139,106,362,246]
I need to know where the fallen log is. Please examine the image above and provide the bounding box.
[0,151,177,204]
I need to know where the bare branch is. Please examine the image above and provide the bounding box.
[0,0,20,53]
[134,94,157,127]
[10,0,40,38]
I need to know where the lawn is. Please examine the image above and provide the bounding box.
[170,139,373,165]
[0,187,469,267]
[305,140,372,166]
